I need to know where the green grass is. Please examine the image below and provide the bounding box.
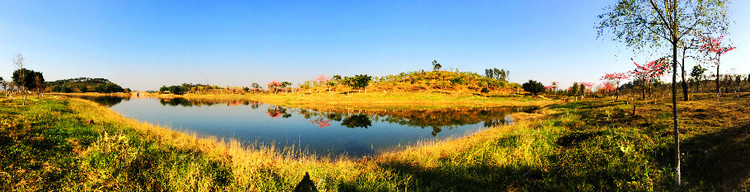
[1,93,748,191]
[0,96,234,191]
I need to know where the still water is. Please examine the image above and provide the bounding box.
[77,96,530,157]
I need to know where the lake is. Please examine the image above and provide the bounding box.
[76,95,531,157]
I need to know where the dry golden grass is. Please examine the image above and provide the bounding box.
[60,96,557,191]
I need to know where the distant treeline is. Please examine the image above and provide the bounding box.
[47,77,128,93]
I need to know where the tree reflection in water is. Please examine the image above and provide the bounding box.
[309,118,332,128]
[341,114,372,128]
[267,106,291,118]
[126,98,528,137]
[72,96,129,107]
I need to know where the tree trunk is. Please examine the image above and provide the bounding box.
[716,56,721,97]
[615,86,619,101]
[671,40,681,187]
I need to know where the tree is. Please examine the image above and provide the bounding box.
[698,34,736,96]
[551,81,559,94]
[522,80,545,95]
[267,81,282,92]
[485,68,510,82]
[349,74,372,93]
[431,60,442,71]
[12,54,25,92]
[581,82,595,96]
[281,81,292,92]
[159,85,185,95]
[601,72,629,101]
[630,58,669,99]
[0,77,5,91]
[678,38,699,101]
[690,65,707,92]
[570,82,580,96]
[251,82,262,91]
[34,74,45,94]
[12,69,44,92]
[597,0,731,186]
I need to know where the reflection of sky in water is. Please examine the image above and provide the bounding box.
[79,96,528,157]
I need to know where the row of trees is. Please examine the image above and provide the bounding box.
[597,0,731,187]
[159,75,374,95]
[2,54,46,97]
[601,30,737,102]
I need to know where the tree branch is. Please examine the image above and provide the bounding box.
[650,0,674,40]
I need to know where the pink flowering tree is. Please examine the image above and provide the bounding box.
[629,58,669,99]
[314,74,331,93]
[698,34,736,95]
[581,82,595,97]
[267,81,282,93]
[314,74,330,83]
[602,82,617,93]
[601,72,629,100]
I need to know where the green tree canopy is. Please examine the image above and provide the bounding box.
[160,85,186,95]
[350,74,372,90]
[12,68,44,91]
[522,80,545,95]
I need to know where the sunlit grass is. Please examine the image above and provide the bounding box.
[1,93,748,191]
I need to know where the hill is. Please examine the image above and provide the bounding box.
[47,77,128,93]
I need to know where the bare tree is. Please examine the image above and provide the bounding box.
[12,54,25,93]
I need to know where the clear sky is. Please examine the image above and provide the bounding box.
[1,1,748,91]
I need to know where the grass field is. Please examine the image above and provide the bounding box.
[1,93,748,191]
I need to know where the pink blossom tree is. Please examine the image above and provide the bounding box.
[314,74,331,93]
[267,81,282,93]
[698,34,736,96]
[629,58,669,99]
[581,82,595,97]
[601,72,629,100]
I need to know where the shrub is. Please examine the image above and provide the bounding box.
[450,77,465,85]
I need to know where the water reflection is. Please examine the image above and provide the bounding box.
[74,96,532,157]
[73,95,130,107]
[150,98,528,137]
[160,97,252,107]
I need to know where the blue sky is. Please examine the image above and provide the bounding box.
[1,0,748,91]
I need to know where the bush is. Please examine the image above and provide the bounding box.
[522,80,545,95]
[450,77,465,85]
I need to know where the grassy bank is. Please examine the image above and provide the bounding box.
[2,94,748,191]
